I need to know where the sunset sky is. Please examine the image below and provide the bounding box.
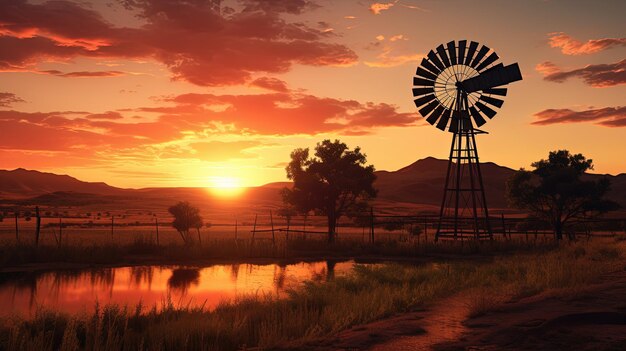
[0,0,624,189]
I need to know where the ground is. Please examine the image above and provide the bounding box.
[304,269,626,351]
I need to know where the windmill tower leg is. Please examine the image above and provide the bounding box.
[435,92,493,241]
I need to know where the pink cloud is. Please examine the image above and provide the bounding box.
[548,32,626,55]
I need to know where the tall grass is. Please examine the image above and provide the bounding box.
[1,239,623,351]
[0,234,563,268]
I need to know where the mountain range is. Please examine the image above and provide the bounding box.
[1,158,625,208]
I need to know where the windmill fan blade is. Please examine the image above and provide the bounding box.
[449,111,458,133]
[413,77,435,86]
[470,45,490,68]
[428,50,446,71]
[459,63,522,93]
[436,44,451,67]
[419,100,439,117]
[416,67,437,80]
[479,95,504,108]
[446,41,457,65]
[464,41,478,65]
[436,108,451,130]
[483,88,507,96]
[426,105,444,125]
[469,106,487,127]
[458,40,467,64]
[475,101,497,118]
[475,51,499,72]
[414,94,436,108]
[412,87,434,96]
[420,58,441,74]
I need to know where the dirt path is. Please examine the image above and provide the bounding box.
[369,295,469,351]
[302,294,470,351]
[305,269,626,351]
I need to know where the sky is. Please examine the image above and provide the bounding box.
[0,0,624,189]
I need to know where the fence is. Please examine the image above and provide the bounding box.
[2,206,625,246]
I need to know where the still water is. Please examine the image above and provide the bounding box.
[0,261,357,318]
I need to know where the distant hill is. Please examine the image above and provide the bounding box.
[0,168,122,198]
[374,157,516,208]
[374,157,626,208]
[1,161,624,208]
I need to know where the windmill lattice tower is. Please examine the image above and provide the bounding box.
[412,40,523,240]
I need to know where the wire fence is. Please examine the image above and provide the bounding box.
[1,206,625,246]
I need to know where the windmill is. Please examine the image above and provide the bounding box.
[412,40,522,240]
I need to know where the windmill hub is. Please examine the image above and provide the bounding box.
[411,40,523,240]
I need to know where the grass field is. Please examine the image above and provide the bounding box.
[0,238,623,351]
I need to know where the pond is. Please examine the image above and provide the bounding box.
[0,260,360,318]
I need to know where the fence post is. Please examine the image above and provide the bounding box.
[252,214,257,243]
[15,212,19,243]
[155,217,159,245]
[270,210,275,244]
[303,214,307,240]
[111,215,114,241]
[35,206,41,247]
[59,216,62,246]
[234,219,238,240]
[370,207,375,243]
[500,214,507,240]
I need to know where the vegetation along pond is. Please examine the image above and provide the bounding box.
[0,260,364,318]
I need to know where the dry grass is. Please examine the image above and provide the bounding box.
[0,239,623,351]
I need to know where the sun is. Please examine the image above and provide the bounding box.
[207,176,244,197]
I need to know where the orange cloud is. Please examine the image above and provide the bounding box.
[364,49,424,67]
[0,0,357,86]
[535,59,626,87]
[370,2,396,15]
[548,32,626,55]
[250,77,290,92]
[532,106,626,127]
[158,141,263,162]
[0,91,415,158]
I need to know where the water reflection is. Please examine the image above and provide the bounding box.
[167,268,200,294]
[0,260,358,318]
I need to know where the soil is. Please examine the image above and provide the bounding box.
[301,269,626,351]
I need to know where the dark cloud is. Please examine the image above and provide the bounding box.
[532,106,626,127]
[0,92,25,107]
[250,77,289,92]
[39,69,127,78]
[536,59,626,87]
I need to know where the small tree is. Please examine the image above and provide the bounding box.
[507,150,620,240]
[168,201,203,245]
[283,139,377,243]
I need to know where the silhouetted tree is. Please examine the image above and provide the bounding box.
[283,139,377,243]
[168,201,203,245]
[507,150,620,240]
[277,206,297,228]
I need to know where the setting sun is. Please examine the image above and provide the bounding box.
[207,176,244,197]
